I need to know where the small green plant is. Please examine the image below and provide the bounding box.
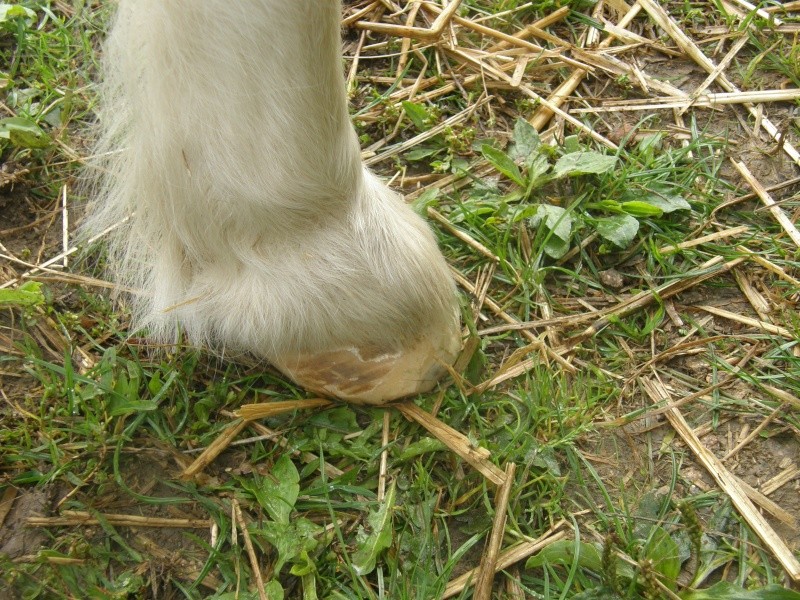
[400,100,473,173]
[480,119,691,259]
[524,516,800,599]
[239,455,326,598]
[0,4,52,154]
[0,280,45,309]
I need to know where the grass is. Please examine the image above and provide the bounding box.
[2,1,800,599]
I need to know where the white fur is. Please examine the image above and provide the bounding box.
[86,0,458,373]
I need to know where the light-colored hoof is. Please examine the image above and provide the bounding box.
[272,318,462,405]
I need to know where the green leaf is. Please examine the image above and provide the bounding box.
[265,455,300,524]
[644,526,681,589]
[525,540,603,571]
[305,406,359,433]
[543,236,570,260]
[265,580,285,600]
[0,4,36,24]
[530,204,572,242]
[0,117,50,149]
[0,281,45,308]
[620,185,691,214]
[564,135,581,154]
[241,455,300,524]
[552,151,616,178]
[410,187,440,216]
[637,132,663,158]
[591,199,623,213]
[398,437,447,461]
[595,214,639,248]
[107,398,160,417]
[352,482,396,576]
[405,146,440,161]
[301,573,318,600]
[510,118,541,159]
[260,518,321,576]
[621,201,664,218]
[289,550,316,577]
[481,144,525,186]
[680,582,800,600]
[526,153,551,184]
[643,192,691,213]
[530,205,573,259]
[402,101,432,130]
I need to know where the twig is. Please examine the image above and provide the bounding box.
[237,399,333,420]
[641,376,800,582]
[364,96,490,166]
[27,511,212,529]
[683,33,750,113]
[722,403,788,462]
[450,268,576,372]
[574,89,800,112]
[564,257,746,347]
[724,0,784,23]
[762,464,800,496]
[487,6,571,51]
[761,385,800,411]
[474,462,517,600]
[732,160,800,248]
[638,0,800,168]
[656,225,750,255]
[428,207,500,263]
[219,410,345,479]
[353,0,462,40]
[60,184,68,268]
[734,478,797,528]
[396,402,506,485]
[181,419,249,479]
[378,410,390,502]
[443,525,567,598]
[697,304,794,340]
[530,1,642,131]
[232,499,268,600]
[0,219,127,290]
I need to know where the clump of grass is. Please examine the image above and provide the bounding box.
[1,3,103,192]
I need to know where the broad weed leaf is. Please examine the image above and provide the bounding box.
[530,204,572,242]
[402,101,432,130]
[352,483,396,576]
[0,281,44,308]
[482,144,525,186]
[595,214,639,248]
[0,117,50,149]
[553,151,616,178]
[644,526,681,589]
[526,154,551,187]
[0,4,36,25]
[510,118,541,159]
[525,540,603,571]
[642,192,691,213]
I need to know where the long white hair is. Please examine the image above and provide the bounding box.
[85,0,460,402]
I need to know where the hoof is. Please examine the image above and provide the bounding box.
[273,320,461,405]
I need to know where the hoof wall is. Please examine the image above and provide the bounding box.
[273,331,461,405]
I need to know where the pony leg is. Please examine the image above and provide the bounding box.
[87,0,461,404]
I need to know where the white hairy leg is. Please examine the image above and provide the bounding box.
[86,0,461,403]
